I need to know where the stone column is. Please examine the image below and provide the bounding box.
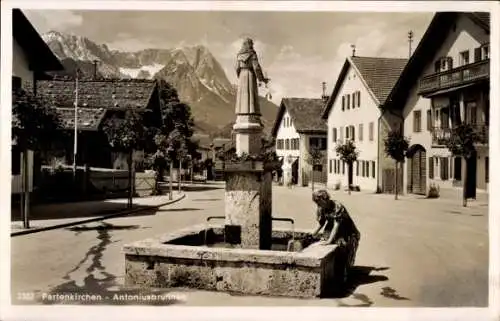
[233,114,263,156]
[224,162,272,250]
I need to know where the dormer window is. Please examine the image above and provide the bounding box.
[459,50,470,66]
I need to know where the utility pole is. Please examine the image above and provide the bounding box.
[73,69,80,177]
[408,30,414,58]
[92,60,99,80]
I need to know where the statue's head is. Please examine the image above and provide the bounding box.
[240,38,254,52]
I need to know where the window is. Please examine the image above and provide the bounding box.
[342,161,345,174]
[413,110,422,132]
[340,126,344,142]
[435,57,453,72]
[359,124,363,141]
[372,161,376,178]
[332,128,337,142]
[357,91,361,107]
[466,101,477,124]
[342,96,345,111]
[365,161,369,178]
[345,127,350,140]
[440,157,449,180]
[294,138,300,150]
[276,139,284,150]
[356,161,359,176]
[12,76,22,91]
[329,159,332,173]
[351,126,356,141]
[361,160,365,177]
[440,108,449,129]
[346,94,350,110]
[335,160,339,174]
[12,145,21,175]
[369,122,374,141]
[352,93,356,108]
[459,50,470,66]
[482,44,489,60]
[285,139,290,150]
[313,164,323,172]
[453,157,462,180]
[429,157,434,179]
[485,157,489,183]
[426,109,432,131]
[476,44,490,62]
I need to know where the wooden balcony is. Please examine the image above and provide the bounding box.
[419,60,489,96]
[431,123,489,146]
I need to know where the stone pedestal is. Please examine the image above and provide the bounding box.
[224,161,272,250]
[233,114,263,156]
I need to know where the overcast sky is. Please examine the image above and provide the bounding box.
[24,10,434,104]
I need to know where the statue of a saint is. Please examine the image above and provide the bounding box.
[235,38,269,115]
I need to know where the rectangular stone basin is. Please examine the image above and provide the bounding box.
[123,224,342,298]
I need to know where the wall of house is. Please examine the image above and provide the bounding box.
[377,111,404,192]
[12,39,35,194]
[402,14,489,195]
[275,110,301,160]
[326,64,381,192]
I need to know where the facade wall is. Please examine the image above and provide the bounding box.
[12,39,35,194]
[326,64,382,192]
[402,14,489,195]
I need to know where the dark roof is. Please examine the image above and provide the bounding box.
[384,12,490,111]
[13,9,63,72]
[322,56,407,118]
[35,78,158,131]
[469,12,490,31]
[272,98,327,137]
[54,108,107,131]
[36,78,157,110]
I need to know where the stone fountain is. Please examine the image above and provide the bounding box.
[123,38,343,298]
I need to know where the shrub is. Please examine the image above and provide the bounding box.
[334,180,341,190]
[427,183,440,199]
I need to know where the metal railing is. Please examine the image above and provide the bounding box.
[419,59,489,95]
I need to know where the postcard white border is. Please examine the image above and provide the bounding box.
[1,1,499,321]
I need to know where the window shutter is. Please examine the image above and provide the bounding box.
[474,47,482,62]
[357,91,361,107]
[372,161,376,178]
[429,157,434,179]
[340,126,344,142]
[342,96,345,111]
[356,161,359,176]
[351,126,356,141]
[329,159,332,173]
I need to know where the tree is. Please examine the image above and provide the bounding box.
[383,130,410,200]
[154,129,183,200]
[306,146,325,192]
[335,140,359,195]
[103,111,147,208]
[12,86,63,228]
[443,123,483,207]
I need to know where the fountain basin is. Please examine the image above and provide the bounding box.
[123,224,347,298]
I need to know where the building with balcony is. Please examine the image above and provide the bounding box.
[322,56,408,193]
[387,12,490,196]
[271,98,327,186]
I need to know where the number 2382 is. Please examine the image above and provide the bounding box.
[17,292,35,301]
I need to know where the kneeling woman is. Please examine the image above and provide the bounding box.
[311,189,360,270]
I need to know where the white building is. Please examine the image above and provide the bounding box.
[322,56,408,193]
[392,12,490,197]
[11,9,63,195]
[271,98,328,186]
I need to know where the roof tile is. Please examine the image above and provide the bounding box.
[282,98,327,133]
[350,56,408,105]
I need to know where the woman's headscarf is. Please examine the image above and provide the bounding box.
[312,189,330,203]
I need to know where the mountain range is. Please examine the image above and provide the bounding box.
[41,31,278,138]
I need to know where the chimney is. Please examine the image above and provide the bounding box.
[321,82,329,102]
[351,44,356,57]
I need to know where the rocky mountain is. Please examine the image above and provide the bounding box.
[42,31,278,137]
